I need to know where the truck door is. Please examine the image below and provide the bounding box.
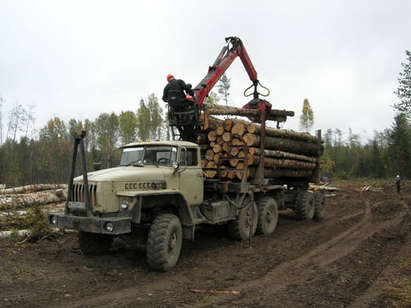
[179,147,203,205]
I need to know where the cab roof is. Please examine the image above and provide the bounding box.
[122,140,198,149]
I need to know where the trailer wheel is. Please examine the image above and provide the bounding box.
[314,192,326,221]
[228,198,258,240]
[78,231,113,255]
[146,214,182,271]
[295,190,315,220]
[256,197,279,235]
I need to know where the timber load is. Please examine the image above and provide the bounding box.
[198,104,322,182]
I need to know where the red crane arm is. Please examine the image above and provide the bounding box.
[194,37,258,107]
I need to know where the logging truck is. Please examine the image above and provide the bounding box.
[48,37,325,271]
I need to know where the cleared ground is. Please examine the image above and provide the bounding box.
[1,181,410,307]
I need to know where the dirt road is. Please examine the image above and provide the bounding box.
[0,182,410,307]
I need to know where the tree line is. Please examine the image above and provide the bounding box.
[0,94,165,186]
[0,50,410,186]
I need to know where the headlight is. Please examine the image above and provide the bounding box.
[104,222,114,232]
[50,215,57,225]
[120,198,130,210]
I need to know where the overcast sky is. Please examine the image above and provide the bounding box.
[1,0,410,141]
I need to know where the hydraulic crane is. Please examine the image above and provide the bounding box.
[168,36,272,141]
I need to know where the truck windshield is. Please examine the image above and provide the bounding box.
[120,146,177,166]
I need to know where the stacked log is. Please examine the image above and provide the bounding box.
[198,108,322,181]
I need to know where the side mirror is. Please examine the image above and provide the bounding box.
[186,83,192,89]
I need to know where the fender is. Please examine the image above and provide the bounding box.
[116,190,194,226]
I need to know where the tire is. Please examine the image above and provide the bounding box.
[228,198,258,240]
[146,214,182,272]
[294,190,315,220]
[256,196,279,235]
[314,192,326,221]
[78,231,113,255]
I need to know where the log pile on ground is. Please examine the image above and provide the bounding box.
[199,106,322,181]
[0,184,67,241]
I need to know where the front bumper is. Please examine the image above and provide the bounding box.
[48,213,131,235]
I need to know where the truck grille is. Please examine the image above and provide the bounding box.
[71,184,98,207]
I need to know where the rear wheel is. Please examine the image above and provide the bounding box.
[146,214,182,271]
[256,196,279,235]
[294,190,315,220]
[78,231,113,255]
[228,196,258,240]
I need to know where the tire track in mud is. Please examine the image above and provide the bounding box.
[186,200,408,308]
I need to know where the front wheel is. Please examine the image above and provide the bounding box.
[146,214,183,271]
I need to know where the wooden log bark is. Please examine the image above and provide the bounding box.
[204,104,294,122]
[0,184,67,195]
[243,133,320,156]
[248,168,313,179]
[247,124,319,143]
[0,189,67,209]
[247,155,316,170]
[248,148,317,163]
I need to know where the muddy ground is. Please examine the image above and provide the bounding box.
[1,182,410,308]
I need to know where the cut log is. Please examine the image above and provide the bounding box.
[247,124,319,143]
[229,158,239,167]
[223,118,233,131]
[222,132,232,142]
[235,163,250,180]
[216,136,224,145]
[205,149,215,161]
[222,142,230,153]
[216,126,225,136]
[201,159,207,169]
[247,155,316,170]
[0,189,67,209]
[0,184,67,195]
[232,138,244,146]
[204,104,294,122]
[231,122,247,136]
[230,147,239,157]
[220,165,228,178]
[243,133,320,156]
[248,148,317,163]
[213,144,222,153]
[207,130,217,142]
[205,161,217,178]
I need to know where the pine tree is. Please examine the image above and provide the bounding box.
[388,113,411,177]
